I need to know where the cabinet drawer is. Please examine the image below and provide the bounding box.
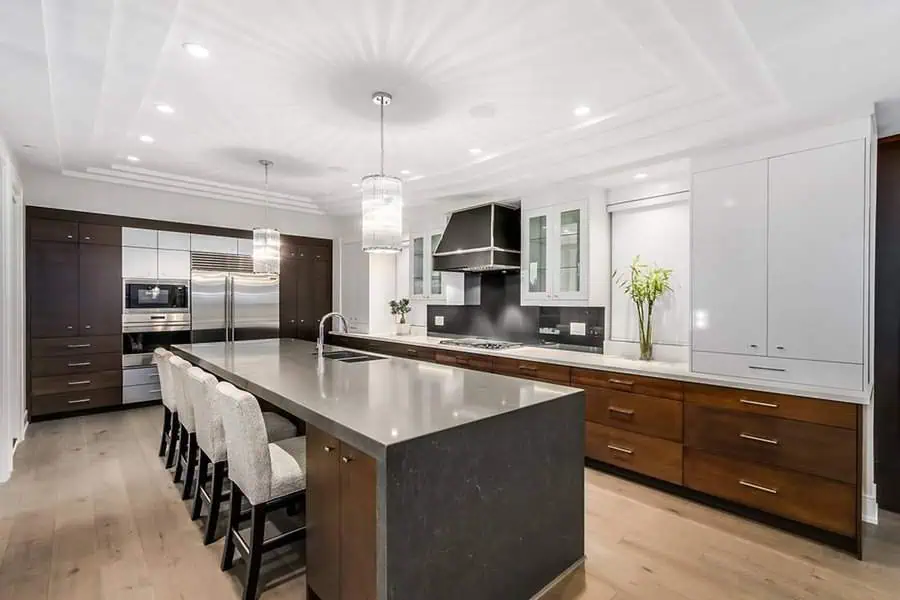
[684,448,856,537]
[585,388,683,442]
[123,382,163,404]
[123,366,161,387]
[691,351,863,391]
[585,422,683,485]
[683,382,857,430]
[493,356,570,384]
[30,387,122,417]
[397,345,435,362]
[435,350,493,372]
[78,223,121,245]
[31,352,122,377]
[684,404,857,484]
[572,368,683,401]
[31,335,121,357]
[32,369,122,396]
[30,218,78,243]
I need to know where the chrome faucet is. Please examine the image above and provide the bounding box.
[318,312,349,357]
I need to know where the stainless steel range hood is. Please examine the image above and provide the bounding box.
[432,204,520,272]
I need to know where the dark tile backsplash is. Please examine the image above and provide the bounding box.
[427,272,604,351]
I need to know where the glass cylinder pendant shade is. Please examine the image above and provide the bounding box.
[361,174,403,253]
[252,227,281,274]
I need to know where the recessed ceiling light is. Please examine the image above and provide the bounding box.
[633,172,648,180]
[139,135,154,144]
[400,169,411,175]
[182,42,210,59]
[126,155,141,162]
[469,148,482,155]
[155,103,175,114]
[574,105,591,117]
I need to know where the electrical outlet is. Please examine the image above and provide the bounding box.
[434,315,445,326]
[570,322,586,336]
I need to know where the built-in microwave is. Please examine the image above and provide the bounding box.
[123,279,189,313]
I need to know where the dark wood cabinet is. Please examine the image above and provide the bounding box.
[28,241,80,338]
[78,243,122,335]
[280,242,332,342]
[30,218,78,243]
[307,426,342,600]
[306,424,376,600]
[78,223,121,246]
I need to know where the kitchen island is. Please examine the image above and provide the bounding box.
[172,338,585,600]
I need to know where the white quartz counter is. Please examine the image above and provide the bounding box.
[332,332,872,405]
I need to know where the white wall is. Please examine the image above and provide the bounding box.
[0,133,25,483]
[20,166,337,239]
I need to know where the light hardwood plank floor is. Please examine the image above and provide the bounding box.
[1,406,898,600]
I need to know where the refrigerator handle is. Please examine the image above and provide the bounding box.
[225,276,232,342]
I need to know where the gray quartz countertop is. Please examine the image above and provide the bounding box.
[172,338,582,460]
[330,332,872,405]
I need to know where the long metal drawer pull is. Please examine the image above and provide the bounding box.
[608,406,635,417]
[67,398,91,405]
[748,366,787,372]
[148,388,162,394]
[739,480,778,494]
[608,378,634,386]
[739,398,779,409]
[67,380,91,386]
[66,343,91,349]
[739,432,779,445]
[607,444,634,455]
[518,365,538,371]
[67,362,92,367]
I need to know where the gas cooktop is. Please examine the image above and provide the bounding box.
[438,338,523,351]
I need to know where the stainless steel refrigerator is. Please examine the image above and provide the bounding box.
[191,271,280,343]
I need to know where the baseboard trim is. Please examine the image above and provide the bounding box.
[863,494,879,525]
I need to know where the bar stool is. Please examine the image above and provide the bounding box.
[183,366,298,545]
[169,355,199,498]
[215,381,307,600]
[153,348,180,469]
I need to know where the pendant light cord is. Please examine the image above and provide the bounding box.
[380,99,385,177]
[264,161,270,225]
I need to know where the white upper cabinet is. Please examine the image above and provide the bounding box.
[691,160,768,355]
[122,247,158,279]
[522,199,590,303]
[767,140,866,364]
[157,249,191,280]
[157,231,190,250]
[191,234,239,254]
[410,229,461,303]
[122,227,157,248]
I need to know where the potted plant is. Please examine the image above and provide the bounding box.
[389,298,412,336]
[614,256,673,361]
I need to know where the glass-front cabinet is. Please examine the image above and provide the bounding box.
[410,230,445,301]
[521,200,589,304]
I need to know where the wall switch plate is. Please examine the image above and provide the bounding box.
[570,322,586,336]
[434,315,445,326]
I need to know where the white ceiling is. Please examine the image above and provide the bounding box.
[2,0,900,215]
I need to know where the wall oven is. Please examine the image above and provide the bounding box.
[122,313,192,368]
[123,279,189,313]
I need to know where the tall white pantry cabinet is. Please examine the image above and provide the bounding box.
[690,120,873,391]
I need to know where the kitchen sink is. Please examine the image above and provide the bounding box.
[315,350,388,363]
[340,355,388,363]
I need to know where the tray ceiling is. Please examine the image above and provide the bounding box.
[1,0,899,215]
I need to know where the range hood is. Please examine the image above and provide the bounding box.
[432,203,520,272]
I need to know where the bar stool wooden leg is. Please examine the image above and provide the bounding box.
[192,451,210,520]
[221,483,243,571]
[165,413,180,469]
[205,461,227,545]
[182,433,199,500]
[243,503,267,600]
[158,407,172,457]
[174,424,188,483]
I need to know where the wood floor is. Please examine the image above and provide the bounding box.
[2,406,899,600]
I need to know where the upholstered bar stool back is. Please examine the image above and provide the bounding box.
[153,348,178,464]
[153,348,176,412]
[185,366,224,461]
[215,381,273,505]
[169,355,195,433]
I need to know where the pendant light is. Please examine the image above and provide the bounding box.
[252,159,281,274]
[361,91,403,253]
